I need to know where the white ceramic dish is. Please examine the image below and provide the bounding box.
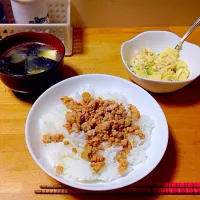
[121,31,200,93]
[25,74,168,191]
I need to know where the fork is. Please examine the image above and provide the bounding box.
[175,17,200,50]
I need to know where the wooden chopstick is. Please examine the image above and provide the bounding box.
[35,183,200,195]
[35,187,200,195]
[40,184,70,189]
[39,182,200,189]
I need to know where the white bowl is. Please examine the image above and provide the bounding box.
[121,31,200,93]
[25,74,168,191]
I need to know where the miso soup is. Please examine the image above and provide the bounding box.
[0,42,61,76]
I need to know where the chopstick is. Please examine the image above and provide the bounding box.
[35,187,200,195]
[40,184,71,189]
[35,183,200,195]
[39,182,200,189]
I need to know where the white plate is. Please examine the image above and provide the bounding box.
[25,74,168,191]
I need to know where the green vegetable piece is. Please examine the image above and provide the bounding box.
[146,68,153,75]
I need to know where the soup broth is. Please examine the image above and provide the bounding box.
[0,42,61,76]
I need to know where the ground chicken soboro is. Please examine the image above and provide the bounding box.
[56,165,64,174]
[61,92,145,174]
[42,133,65,144]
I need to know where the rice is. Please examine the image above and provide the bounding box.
[40,89,155,182]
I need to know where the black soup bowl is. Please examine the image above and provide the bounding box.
[0,32,65,93]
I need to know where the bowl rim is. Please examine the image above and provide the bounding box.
[121,30,200,83]
[0,32,65,78]
[25,74,169,191]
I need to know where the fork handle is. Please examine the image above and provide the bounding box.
[179,17,200,44]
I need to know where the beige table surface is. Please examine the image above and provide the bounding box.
[0,27,200,200]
